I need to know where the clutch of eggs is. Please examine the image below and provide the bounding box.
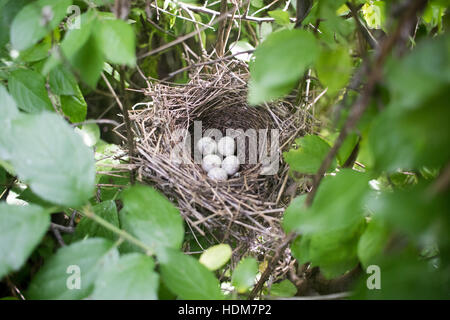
[198,136,240,181]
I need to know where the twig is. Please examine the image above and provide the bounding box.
[71,119,120,127]
[248,232,296,300]
[427,162,450,196]
[50,224,66,247]
[346,1,379,49]
[51,223,75,233]
[295,0,313,28]
[101,72,135,184]
[264,291,352,300]
[163,49,255,80]
[138,6,238,59]
[181,3,296,23]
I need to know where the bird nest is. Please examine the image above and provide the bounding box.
[126,61,314,255]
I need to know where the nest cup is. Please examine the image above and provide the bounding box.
[127,61,313,253]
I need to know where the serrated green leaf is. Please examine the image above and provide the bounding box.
[0,203,50,279]
[283,170,369,234]
[119,185,184,253]
[68,34,104,88]
[249,29,318,105]
[10,0,72,51]
[199,244,232,271]
[92,253,159,300]
[94,19,136,66]
[357,217,390,268]
[74,200,119,242]
[0,83,18,119]
[60,89,87,123]
[49,65,78,96]
[268,10,291,26]
[284,135,336,174]
[8,69,53,113]
[231,257,258,293]
[159,249,224,300]
[27,238,117,299]
[316,46,352,96]
[1,112,95,207]
[291,219,365,279]
[0,0,31,48]
[287,170,369,278]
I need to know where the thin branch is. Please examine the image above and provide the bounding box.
[163,49,255,80]
[181,3,296,23]
[50,224,66,247]
[71,119,120,127]
[138,5,239,59]
[248,232,296,300]
[101,72,135,184]
[346,1,379,49]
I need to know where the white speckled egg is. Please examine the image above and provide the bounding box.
[217,136,235,156]
[221,155,240,175]
[202,154,221,172]
[197,137,217,155]
[207,167,228,181]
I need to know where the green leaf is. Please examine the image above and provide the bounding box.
[283,135,336,175]
[1,112,95,207]
[75,123,100,147]
[357,217,391,268]
[60,89,87,123]
[94,19,136,66]
[231,257,258,293]
[10,0,72,51]
[199,244,232,271]
[58,11,96,61]
[370,183,447,244]
[159,249,224,300]
[370,35,450,171]
[316,46,352,96]
[385,35,450,112]
[291,219,364,278]
[74,201,119,242]
[248,29,318,105]
[337,133,359,166]
[0,83,19,120]
[269,279,297,297]
[92,253,159,300]
[283,170,369,234]
[0,0,32,48]
[353,251,449,299]
[268,10,291,26]
[68,34,104,88]
[8,69,53,113]
[49,65,78,96]
[43,11,103,88]
[286,170,369,278]
[119,185,184,253]
[361,1,385,29]
[27,238,118,299]
[0,203,50,279]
